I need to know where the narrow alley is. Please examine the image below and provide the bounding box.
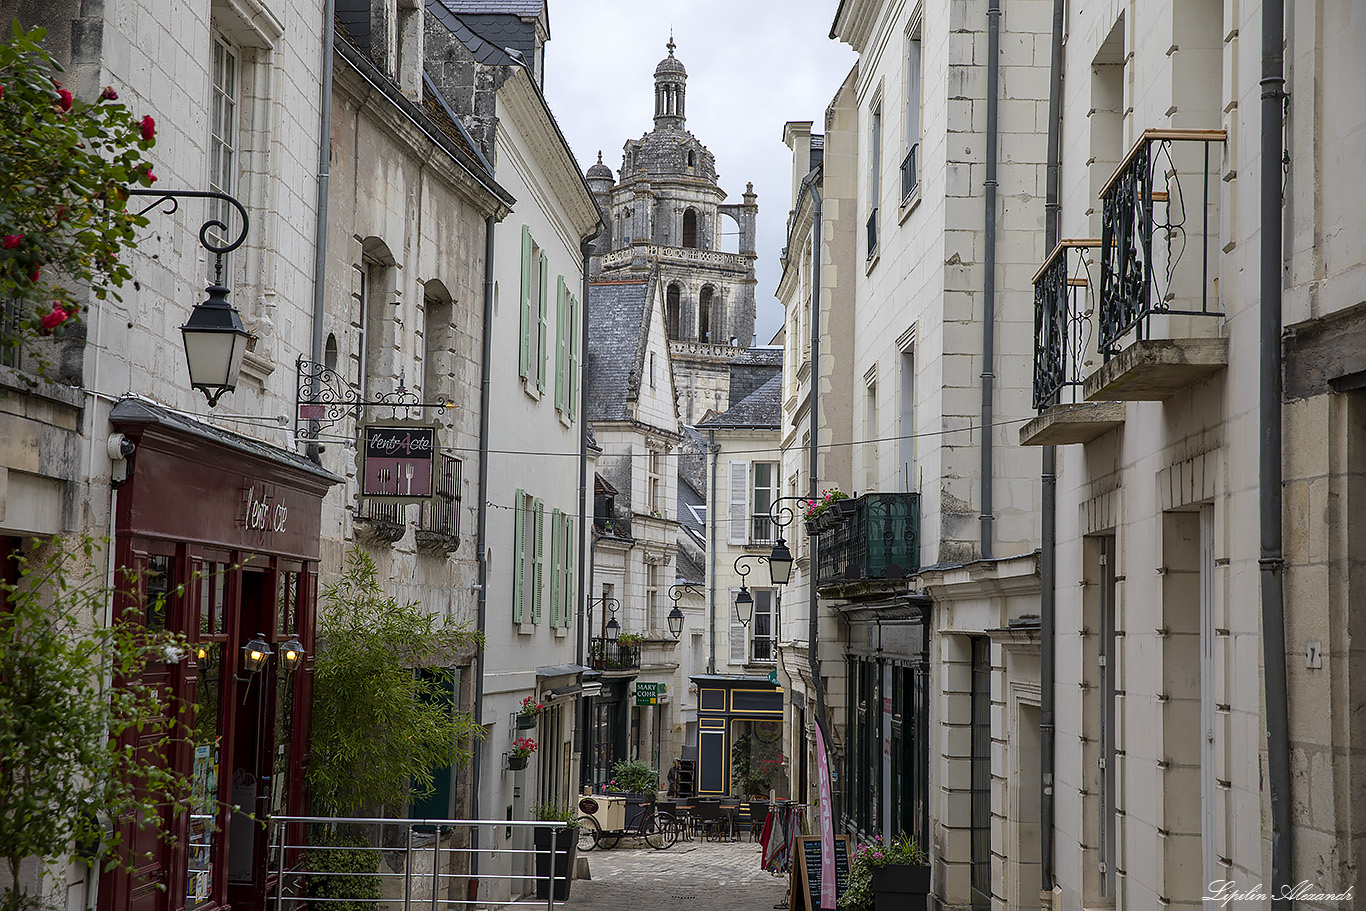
[563,840,787,911]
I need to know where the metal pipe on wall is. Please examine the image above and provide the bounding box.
[1259,0,1291,903]
[305,0,336,464]
[979,0,1002,559]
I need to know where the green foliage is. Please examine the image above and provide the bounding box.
[0,537,190,911]
[532,802,580,828]
[305,832,381,911]
[0,22,157,375]
[606,758,658,794]
[614,632,644,647]
[307,547,483,816]
[837,833,928,911]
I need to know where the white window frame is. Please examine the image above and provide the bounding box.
[751,461,778,544]
[208,34,240,252]
[902,9,924,206]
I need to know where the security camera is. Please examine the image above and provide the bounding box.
[107,433,135,461]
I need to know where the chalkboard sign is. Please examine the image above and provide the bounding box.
[792,835,852,911]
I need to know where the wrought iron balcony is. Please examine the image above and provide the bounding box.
[900,144,919,204]
[416,453,461,551]
[1032,240,1103,410]
[1090,130,1229,399]
[866,208,878,260]
[588,638,640,673]
[815,492,920,594]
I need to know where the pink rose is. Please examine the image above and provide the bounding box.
[2,235,22,249]
[140,165,157,185]
[140,115,156,141]
[56,89,73,112]
[100,86,119,101]
[40,306,69,334]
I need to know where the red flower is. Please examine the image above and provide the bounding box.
[29,264,40,283]
[140,115,156,141]
[140,165,157,185]
[2,235,22,249]
[40,306,70,334]
[100,85,119,101]
[0,85,5,100]
[56,89,73,112]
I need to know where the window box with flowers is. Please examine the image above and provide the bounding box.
[518,695,546,729]
[803,488,852,535]
[509,737,536,771]
[838,833,930,911]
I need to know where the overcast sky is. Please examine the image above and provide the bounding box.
[542,1,857,346]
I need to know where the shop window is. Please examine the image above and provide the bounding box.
[145,554,174,631]
[731,719,785,798]
[277,570,299,635]
[188,642,225,909]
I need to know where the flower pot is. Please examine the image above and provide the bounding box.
[533,825,578,901]
[516,714,537,730]
[871,863,931,911]
[804,518,822,537]
[835,499,858,517]
[508,754,529,771]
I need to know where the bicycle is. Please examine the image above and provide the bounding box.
[575,795,679,851]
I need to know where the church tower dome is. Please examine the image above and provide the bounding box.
[653,36,687,130]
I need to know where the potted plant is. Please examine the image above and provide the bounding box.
[838,833,930,911]
[517,695,545,729]
[805,488,852,532]
[532,802,580,901]
[605,758,659,829]
[614,632,644,667]
[509,737,536,771]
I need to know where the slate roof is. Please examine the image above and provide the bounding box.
[697,375,782,430]
[675,547,705,585]
[677,472,706,539]
[729,346,783,367]
[425,1,520,67]
[585,278,652,423]
[438,0,544,15]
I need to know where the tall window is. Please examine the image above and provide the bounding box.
[666,284,681,338]
[902,13,922,202]
[423,288,453,404]
[898,347,915,491]
[867,97,882,259]
[647,449,661,512]
[520,227,549,392]
[513,490,544,624]
[208,36,239,253]
[864,380,880,492]
[751,589,776,662]
[682,208,699,248]
[646,564,660,632]
[751,461,778,543]
[698,286,713,343]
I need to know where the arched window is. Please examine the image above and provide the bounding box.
[423,280,454,403]
[324,333,339,372]
[687,149,695,168]
[666,283,681,339]
[699,285,713,343]
[682,208,698,249]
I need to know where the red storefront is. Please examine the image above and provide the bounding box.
[100,399,339,911]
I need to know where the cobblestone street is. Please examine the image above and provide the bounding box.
[562,838,788,910]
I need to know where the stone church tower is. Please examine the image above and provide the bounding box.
[586,39,759,425]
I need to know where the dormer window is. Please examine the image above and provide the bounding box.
[687,150,696,168]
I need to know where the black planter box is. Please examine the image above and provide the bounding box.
[533,825,577,901]
[871,864,930,911]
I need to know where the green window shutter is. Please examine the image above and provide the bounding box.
[519,226,532,380]
[537,252,549,392]
[555,277,568,412]
[550,508,562,625]
[564,514,575,627]
[532,497,545,622]
[568,293,579,420]
[512,488,525,623]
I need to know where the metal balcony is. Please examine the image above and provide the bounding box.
[866,208,878,260]
[1020,240,1125,446]
[588,638,640,673]
[1091,129,1229,400]
[900,144,919,204]
[815,492,920,597]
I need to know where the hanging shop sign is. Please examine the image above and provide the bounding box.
[359,421,438,503]
[634,681,667,705]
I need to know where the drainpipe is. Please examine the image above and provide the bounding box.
[306,0,335,464]
[1259,0,1291,903]
[1040,0,1064,901]
[708,429,719,674]
[575,224,602,792]
[979,0,1001,559]
[806,181,837,823]
[470,213,495,854]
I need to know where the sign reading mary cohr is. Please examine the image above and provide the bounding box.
[360,423,437,500]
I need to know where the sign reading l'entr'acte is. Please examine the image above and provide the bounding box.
[360,423,436,499]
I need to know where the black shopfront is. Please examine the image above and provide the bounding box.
[839,600,930,848]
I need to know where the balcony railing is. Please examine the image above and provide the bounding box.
[750,513,775,545]
[588,638,640,672]
[816,492,920,588]
[900,144,919,204]
[1097,129,1227,356]
[866,208,879,260]
[1032,240,1102,410]
[417,454,461,550]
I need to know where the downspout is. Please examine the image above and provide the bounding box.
[1040,0,1064,901]
[576,224,602,792]
[979,0,1002,558]
[708,430,719,674]
[1259,0,1291,903]
[470,213,495,850]
[306,0,336,463]
[807,181,837,823]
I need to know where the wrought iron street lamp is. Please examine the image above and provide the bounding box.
[666,584,701,640]
[127,189,251,407]
[588,596,622,642]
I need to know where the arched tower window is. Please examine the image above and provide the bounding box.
[666,283,681,339]
[687,149,695,168]
[682,208,699,249]
[699,285,713,343]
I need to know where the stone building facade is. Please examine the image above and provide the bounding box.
[585,40,760,425]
